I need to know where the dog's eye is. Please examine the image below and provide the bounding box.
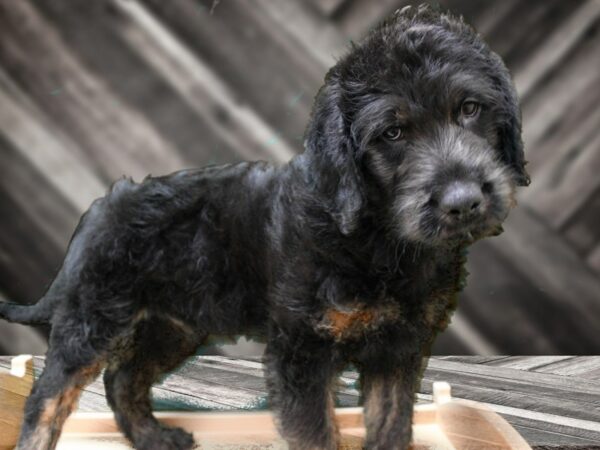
[461,100,480,117]
[382,126,403,141]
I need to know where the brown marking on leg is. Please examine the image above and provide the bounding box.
[362,362,421,450]
[17,361,103,450]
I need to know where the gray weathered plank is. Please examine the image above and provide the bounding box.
[32,0,246,167]
[513,0,600,98]
[0,0,186,183]
[420,370,600,422]
[533,356,600,377]
[588,243,600,275]
[520,23,600,170]
[484,356,577,371]
[113,0,295,164]
[425,358,600,396]
[142,0,321,148]
[4,356,600,446]
[434,356,511,364]
[484,207,600,350]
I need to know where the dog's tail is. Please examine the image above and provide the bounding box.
[0,294,57,325]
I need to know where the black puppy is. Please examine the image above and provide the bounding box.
[0,6,528,450]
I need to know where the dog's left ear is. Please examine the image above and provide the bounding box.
[499,109,531,187]
[304,78,365,235]
[493,65,531,187]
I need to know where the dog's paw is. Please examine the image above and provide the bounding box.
[160,427,196,450]
[141,426,196,450]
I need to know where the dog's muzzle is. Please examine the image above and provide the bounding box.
[393,126,514,244]
[438,180,483,222]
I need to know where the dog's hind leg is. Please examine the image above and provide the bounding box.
[103,315,202,450]
[16,349,104,450]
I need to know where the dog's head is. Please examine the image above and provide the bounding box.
[304,6,529,245]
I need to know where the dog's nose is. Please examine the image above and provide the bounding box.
[439,181,483,219]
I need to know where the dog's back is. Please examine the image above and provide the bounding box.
[0,161,278,339]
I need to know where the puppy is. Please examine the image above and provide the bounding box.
[0,6,528,450]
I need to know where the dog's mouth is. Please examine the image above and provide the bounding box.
[417,197,509,246]
[435,219,504,244]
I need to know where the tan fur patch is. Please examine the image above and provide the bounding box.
[319,304,401,341]
[39,397,59,426]
[326,309,375,336]
[18,362,102,450]
[363,377,384,431]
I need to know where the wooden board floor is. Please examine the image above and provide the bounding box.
[2,355,599,448]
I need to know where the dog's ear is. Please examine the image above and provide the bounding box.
[498,107,530,187]
[492,63,530,187]
[304,79,365,235]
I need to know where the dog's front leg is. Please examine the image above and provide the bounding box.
[264,330,339,450]
[360,352,423,450]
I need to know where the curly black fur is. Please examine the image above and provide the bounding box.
[0,5,528,450]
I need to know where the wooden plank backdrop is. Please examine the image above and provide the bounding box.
[0,0,598,355]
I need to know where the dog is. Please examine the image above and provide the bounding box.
[0,5,528,450]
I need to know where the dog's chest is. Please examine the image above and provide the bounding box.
[313,286,458,342]
[316,303,402,341]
